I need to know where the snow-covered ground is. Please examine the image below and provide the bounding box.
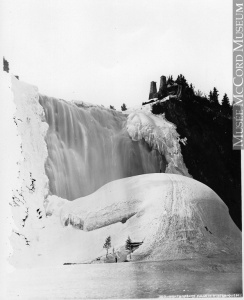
[6,258,242,299]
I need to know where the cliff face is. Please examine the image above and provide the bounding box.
[152,99,242,229]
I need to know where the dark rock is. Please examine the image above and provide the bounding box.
[152,99,242,229]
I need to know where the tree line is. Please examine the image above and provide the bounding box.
[103,235,135,259]
[111,74,232,116]
[166,74,232,117]
[109,103,127,111]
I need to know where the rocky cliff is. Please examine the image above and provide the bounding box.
[152,98,241,229]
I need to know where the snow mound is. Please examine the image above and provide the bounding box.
[44,173,241,264]
[126,110,190,176]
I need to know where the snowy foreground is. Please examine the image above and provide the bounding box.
[6,258,242,299]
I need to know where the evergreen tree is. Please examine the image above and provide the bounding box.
[196,90,203,97]
[110,105,115,110]
[212,87,219,106]
[103,236,111,257]
[208,88,220,110]
[121,103,127,111]
[208,90,213,102]
[176,74,189,89]
[3,57,9,73]
[125,236,132,251]
[221,93,231,115]
[189,83,195,94]
[185,83,194,100]
[175,74,189,101]
[125,236,132,259]
[166,75,174,85]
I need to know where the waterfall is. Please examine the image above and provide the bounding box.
[39,96,165,200]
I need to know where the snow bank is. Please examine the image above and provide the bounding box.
[0,72,19,299]
[43,173,241,264]
[1,74,49,268]
[126,109,190,176]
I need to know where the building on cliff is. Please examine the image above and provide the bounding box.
[148,75,182,101]
[149,81,158,100]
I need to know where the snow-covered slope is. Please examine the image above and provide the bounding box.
[42,173,241,265]
[4,75,49,268]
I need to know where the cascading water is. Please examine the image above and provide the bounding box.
[39,95,166,200]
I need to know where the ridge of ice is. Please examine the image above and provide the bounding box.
[43,173,241,265]
[71,100,100,109]
[126,109,190,176]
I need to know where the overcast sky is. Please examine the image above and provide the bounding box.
[1,0,232,109]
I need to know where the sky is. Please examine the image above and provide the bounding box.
[1,0,232,109]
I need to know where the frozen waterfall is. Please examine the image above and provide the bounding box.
[39,96,166,200]
[6,75,241,269]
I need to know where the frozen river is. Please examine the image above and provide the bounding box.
[6,258,242,299]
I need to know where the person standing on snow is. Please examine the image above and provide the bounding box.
[114,251,120,263]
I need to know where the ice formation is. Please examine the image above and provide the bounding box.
[126,109,190,176]
[39,92,191,200]
[1,75,49,268]
[39,96,167,200]
[45,173,241,264]
[2,73,241,269]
